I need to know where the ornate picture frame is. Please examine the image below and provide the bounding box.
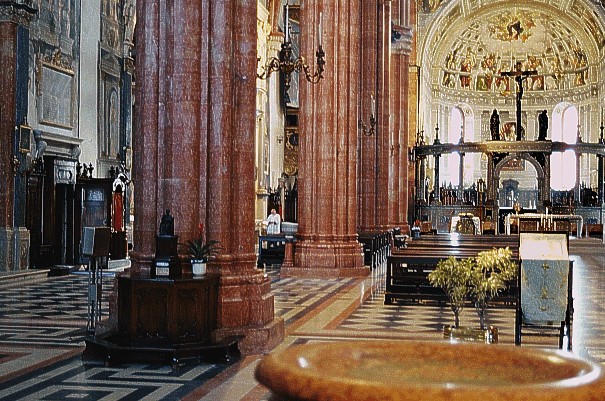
[18,124,32,153]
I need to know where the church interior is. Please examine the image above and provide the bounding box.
[2,0,605,400]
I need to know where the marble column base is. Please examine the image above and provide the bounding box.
[400,223,411,235]
[283,240,367,278]
[0,227,30,271]
[213,317,284,355]
[213,271,285,354]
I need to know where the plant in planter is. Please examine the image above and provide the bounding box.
[429,247,517,335]
[428,256,472,328]
[468,247,517,330]
[183,224,220,275]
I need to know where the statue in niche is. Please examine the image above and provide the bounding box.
[538,110,548,141]
[159,209,175,236]
[490,109,501,140]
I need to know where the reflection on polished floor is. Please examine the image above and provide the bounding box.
[1,238,604,400]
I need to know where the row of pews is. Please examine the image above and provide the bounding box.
[384,233,519,306]
[358,230,393,270]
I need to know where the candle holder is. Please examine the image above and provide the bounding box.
[359,94,377,136]
[257,5,325,102]
[359,114,377,136]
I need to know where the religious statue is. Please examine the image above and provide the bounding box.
[159,209,175,236]
[538,110,548,141]
[490,109,501,140]
[500,61,537,141]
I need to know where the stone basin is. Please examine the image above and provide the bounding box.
[255,341,605,401]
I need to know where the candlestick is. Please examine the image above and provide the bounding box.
[285,3,289,42]
[318,12,323,48]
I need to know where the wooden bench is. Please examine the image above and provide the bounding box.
[385,234,519,306]
[358,230,392,270]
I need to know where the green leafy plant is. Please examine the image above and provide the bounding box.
[468,247,517,329]
[183,223,220,261]
[428,256,472,328]
[428,247,517,329]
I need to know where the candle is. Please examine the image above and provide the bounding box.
[371,95,376,117]
[318,12,323,48]
[285,3,289,42]
[601,107,603,125]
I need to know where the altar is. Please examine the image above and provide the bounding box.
[450,215,481,234]
[504,213,583,237]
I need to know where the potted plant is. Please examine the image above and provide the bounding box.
[183,223,220,275]
[428,256,472,329]
[428,247,517,342]
[468,247,517,330]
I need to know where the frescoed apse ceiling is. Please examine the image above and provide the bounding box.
[418,0,605,94]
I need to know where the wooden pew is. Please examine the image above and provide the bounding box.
[385,234,519,306]
[358,230,392,270]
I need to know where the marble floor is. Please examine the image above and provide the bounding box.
[1,237,604,400]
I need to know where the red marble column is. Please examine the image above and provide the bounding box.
[390,1,412,230]
[357,1,393,233]
[407,0,418,226]
[131,0,283,354]
[357,0,379,232]
[375,1,392,231]
[282,0,366,278]
[0,20,17,228]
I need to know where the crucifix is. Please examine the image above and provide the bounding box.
[500,62,537,140]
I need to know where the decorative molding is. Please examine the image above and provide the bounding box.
[0,1,37,24]
[392,25,413,55]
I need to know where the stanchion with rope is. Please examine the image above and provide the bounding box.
[82,227,111,336]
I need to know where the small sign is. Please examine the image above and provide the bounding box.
[155,261,170,276]
[156,266,170,276]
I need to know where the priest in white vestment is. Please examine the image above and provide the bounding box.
[266,208,281,235]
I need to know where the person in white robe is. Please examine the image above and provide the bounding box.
[266,209,281,235]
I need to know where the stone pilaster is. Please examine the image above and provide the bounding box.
[0,2,36,271]
[283,0,366,278]
[0,227,30,272]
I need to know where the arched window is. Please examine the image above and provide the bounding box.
[550,105,577,190]
[441,107,463,187]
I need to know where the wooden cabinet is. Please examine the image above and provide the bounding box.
[117,274,219,346]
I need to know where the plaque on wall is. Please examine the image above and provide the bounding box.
[39,63,74,129]
[18,124,32,153]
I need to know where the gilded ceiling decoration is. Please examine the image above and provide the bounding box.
[418,0,448,14]
[435,5,597,94]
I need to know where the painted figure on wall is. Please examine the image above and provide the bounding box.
[420,0,445,13]
[572,47,588,86]
[459,51,474,89]
[525,55,544,91]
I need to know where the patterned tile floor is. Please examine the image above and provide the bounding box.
[1,238,604,400]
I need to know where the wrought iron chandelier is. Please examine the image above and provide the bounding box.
[257,2,325,100]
